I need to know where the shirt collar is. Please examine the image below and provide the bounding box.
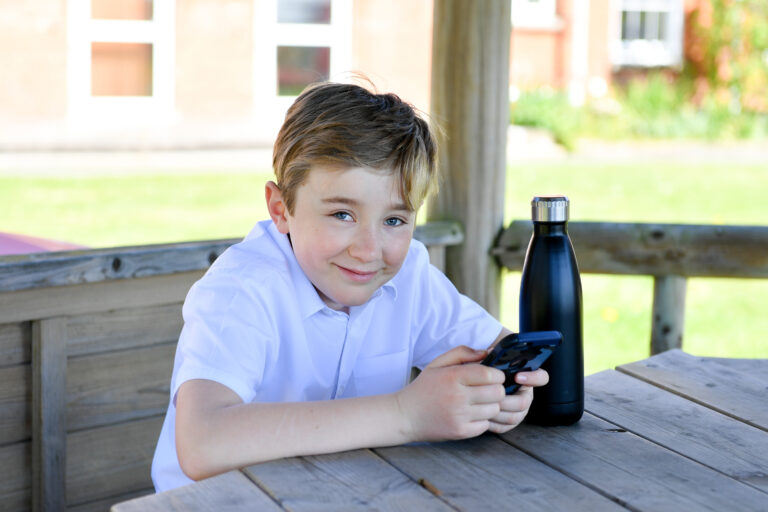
[265,220,397,319]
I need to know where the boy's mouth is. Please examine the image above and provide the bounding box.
[335,264,379,283]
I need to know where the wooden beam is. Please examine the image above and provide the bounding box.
[32,317,67,512]
[429,0,511,315]
[650,275,687,354]
[495,221,768,278]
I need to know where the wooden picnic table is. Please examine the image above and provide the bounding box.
[112,349,768,511]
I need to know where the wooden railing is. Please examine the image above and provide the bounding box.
[493,221,768,354]
[0,222,462,512]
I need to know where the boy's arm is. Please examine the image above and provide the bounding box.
[175,345,515,481]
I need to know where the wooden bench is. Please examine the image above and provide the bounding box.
[1,220,765,510]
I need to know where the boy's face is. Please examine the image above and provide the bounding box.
[270,166,416,311]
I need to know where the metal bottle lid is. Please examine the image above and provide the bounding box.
[531,195,569,222]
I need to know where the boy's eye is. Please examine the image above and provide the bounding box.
[385,217,405,227]
[333,212,352,221]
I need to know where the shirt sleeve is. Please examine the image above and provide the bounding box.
[170,270,275,405]
[410,246,503,369]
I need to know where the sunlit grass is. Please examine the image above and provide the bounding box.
[2,157,766,372]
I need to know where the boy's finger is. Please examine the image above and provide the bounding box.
[427,345,487,369]
[514,368,549,387]
[457,364,505,386]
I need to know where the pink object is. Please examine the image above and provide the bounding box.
[0,231,87,255]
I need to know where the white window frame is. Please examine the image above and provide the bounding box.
[253,0,353,137]
[66,0,176,129]
[611,0,684,67]
[511,0,562,30]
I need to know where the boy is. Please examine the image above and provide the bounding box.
[151,82,548,492]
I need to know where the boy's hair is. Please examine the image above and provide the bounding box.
[272,81,437,214]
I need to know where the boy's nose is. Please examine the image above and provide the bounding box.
[348,226,381,262]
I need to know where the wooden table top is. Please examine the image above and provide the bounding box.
[112,349,768,511]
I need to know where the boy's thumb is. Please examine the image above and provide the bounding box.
[427,345,487,369]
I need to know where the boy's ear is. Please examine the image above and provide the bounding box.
[265,181,290,234]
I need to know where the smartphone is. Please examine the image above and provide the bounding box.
[481,331,562,394]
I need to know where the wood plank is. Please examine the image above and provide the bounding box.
[66,303,182,357]
[429,0,511,315]
[586,370,768,493]
[0,222,459,294]
[0,270,203,324]
[244,449,451,511]
[700,356,768,374]
[66,416,164,507]
[0,239,235,293]
[494,221,768,278]
[376,435,624,510]
[501,413,768,511]
[32,317,67,512]
[0,364,30,445]
[68,488,153,512]
[650,275,686,354]
[617,349,768,431]
[0,441,31,512]
[0,321,30,367]
[67,343,174,431]
[110,470,281,512]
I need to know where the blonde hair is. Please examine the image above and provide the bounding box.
[272,81,437,214]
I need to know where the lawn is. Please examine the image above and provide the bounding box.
[2,157,766,373]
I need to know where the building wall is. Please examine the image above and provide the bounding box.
[0,0,67,122]
[351,0,433,113]
[176,0,254,121]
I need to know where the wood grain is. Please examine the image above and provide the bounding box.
[429,0,511,316]
[110,471,281,512]
[618,349,768,431]
[586,370,768,493]
[244,449,451,511]
[0,321,30,367]
[0,364,30,445]
[495,221,768,278]
[66,303,182,357]
[0,271,202,324]
[502,413,768,510]
[32,317,67,512]
[0,441,31,512]
[650,274,687,354]
[377,434,624,510]
[66,416,164,507]
[66,343,174,430]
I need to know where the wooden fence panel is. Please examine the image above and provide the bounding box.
[67,342,174,431]
[0,442,31,512]
[66,303,183,357]
[0,321,30,367]
[66,416,165,507]
[0,364,30,445]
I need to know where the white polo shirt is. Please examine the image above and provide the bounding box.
[151,220,502,492]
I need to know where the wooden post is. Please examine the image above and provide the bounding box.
[650,275,687,354]
[32,317,68,511]
[429,0,511,315]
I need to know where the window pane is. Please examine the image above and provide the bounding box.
[277,0,331,24]
[92,0,153,20]
[91,43,153,96]
[277,46,330,96]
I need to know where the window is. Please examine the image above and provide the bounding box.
[612,0,684,67]
[511,0,561,30]
[67,0,175,128]
[253,0,352,136]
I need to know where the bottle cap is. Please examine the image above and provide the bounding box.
[531,196,569,222]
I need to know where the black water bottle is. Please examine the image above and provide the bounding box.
[520,196,584,425]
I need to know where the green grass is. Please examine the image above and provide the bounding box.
[2,159,767,374]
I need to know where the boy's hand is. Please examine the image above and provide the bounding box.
[395,345,507,442]
[487,368,549,434]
